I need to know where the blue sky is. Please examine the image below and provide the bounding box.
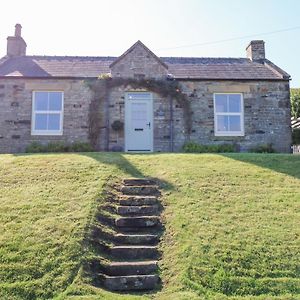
[1,0,299,87]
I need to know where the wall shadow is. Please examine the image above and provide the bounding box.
[220,153,300,180]
[81,152,174,191]
[12,151,174,190]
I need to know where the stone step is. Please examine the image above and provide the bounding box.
[120,185,159,196]
[96,213,115,227]
[118,195,158,206]
[95,213,161,234]
[90,178,162,292]
[115,216,160,228]
[114,233,159,245]
[117,226,160,233]
[110,245,159,260]
[123,178,157,186]
[91,225,159,245]
[103,203,159,216]
[116,204,160,216]
[101,261,157,276]
[99,273,159,291]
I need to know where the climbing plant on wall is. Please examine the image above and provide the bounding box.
[86,76,192,150]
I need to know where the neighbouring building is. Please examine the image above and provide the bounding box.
[0,24,292,153]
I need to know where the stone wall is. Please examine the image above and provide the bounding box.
[110,42,168,79]
[183,80,291,153]
[0,78,92,153]
[106,80,291,153]
[0,78,292,153]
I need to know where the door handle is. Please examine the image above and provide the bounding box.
[146,122,151,128]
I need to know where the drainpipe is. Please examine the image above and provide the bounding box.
[169,95,174,152]
[105,91,110,151]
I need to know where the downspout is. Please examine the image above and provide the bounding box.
[169,95,174,152]
[105,90,110,151]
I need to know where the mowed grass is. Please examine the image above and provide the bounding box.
[0,153,299,300]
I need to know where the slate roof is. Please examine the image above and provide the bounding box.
[0,55,289,80]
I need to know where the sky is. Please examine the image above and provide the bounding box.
[0,0,299,87]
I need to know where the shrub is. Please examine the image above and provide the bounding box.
[25,141,46,153]
[292,129,300,144]
[182,142,235,153]
[250,143,275,153]
[70,142,94,152]
[46,141,70,152]
[25,141,94,153]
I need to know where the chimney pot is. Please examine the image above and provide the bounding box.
[246,40,265,61]
[15,24,22,37]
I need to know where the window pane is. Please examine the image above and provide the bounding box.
[229,116,241,131]
[215,94,228,112]
[35,114,47,130]
[35,92,48,111]
[49,92,62,111]
[48,114,61,130]
[229,94,241,112]
[217,115,229,131]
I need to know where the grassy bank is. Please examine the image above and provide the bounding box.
[0,153,299,299]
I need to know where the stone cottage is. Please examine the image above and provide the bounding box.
[0,24,291,153]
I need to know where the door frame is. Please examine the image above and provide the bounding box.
[125,92,154,152]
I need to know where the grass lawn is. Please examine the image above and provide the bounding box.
[0,153,299,300]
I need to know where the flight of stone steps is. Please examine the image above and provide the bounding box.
[89,178,162,292]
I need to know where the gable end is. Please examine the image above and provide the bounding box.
[110,40,168,79]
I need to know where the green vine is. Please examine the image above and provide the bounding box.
[86,77,192,149]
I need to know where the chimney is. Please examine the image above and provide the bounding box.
[246,40,265,61]
[7,24,27,57]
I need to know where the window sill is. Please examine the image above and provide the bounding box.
[31,131,63,136]
[214,132,244,137]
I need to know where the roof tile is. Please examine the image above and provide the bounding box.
[0,55,288,80]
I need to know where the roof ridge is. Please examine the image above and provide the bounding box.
[23,55,249,60]
[26,55,117,59]
[2,55,254,64]
[161,56,247,59]
[0,56,8,65]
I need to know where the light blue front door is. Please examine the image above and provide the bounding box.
[125,92,153,152]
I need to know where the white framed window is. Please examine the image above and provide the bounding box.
[214,93,244,136]
[31,91,64,135]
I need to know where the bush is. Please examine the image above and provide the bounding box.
[292,129,300,144]
[46,141,70,152]
[25,141,46,153]
[26,141,94,153]
[70,142,94,152]
[250,143,275,153]
[182,142,235,153]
